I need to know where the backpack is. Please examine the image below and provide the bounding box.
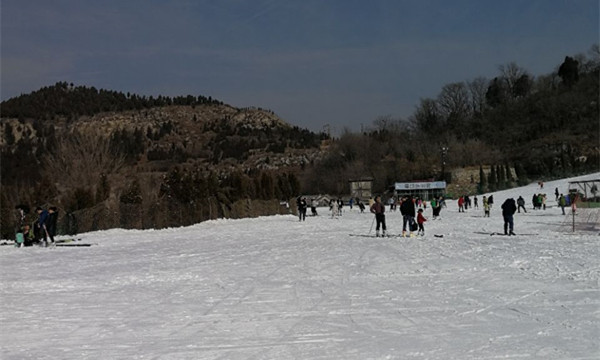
[409,218,418,231]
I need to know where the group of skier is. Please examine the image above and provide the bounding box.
[297,184,571,238]
[457,195,478,212]
[14,205,58,247]
[369,195,434,237]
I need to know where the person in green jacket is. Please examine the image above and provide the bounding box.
[558,194,567,215]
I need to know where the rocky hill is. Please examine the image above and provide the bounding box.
[0,83,327,237]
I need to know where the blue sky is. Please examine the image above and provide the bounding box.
[1,0,598,133]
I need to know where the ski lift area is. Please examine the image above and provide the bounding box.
[568,179,600,207]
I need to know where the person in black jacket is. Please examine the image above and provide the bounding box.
[516,196,527,213]
[36,207,50,246]
[297,197,307,221]
[47,206,58,243]
[400,196,416,237]
[501,198,517,235]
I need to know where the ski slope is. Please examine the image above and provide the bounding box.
[1,174,598,359]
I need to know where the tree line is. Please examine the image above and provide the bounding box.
[300,46,599,196]
[0,81,223,120]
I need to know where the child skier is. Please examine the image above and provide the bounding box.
[416,208,427,236]
[483,196,490,217]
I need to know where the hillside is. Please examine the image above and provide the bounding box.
[0,83,327,237]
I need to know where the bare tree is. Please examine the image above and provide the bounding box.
[468,77,489,115]
[412,98,440,135]
[438,82,471,139]
[43,130,124,197]
[498,62,531,98]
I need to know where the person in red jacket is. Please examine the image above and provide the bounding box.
[416,208,427,236]
[458,196,465,212]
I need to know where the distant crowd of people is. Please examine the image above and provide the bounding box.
[14,205,58,247]
[293,183,575,237]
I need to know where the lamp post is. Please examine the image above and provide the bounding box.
[440,146,449,181]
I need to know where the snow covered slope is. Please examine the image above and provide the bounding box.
[1,174,598,359]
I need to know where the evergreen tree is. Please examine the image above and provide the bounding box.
[514,162,529,186]
[504,163,512,186]
[558,56,580,88]
[478,165,487,193]
[4,123,15,145]
[488,166,497,192]
[498,164,506,190]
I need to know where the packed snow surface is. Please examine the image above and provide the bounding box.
[1,174,599,359]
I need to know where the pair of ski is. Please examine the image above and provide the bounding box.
[55,238,93,247]
[41,238,94,247]
[473,231,538,236]
[349,233,444,238]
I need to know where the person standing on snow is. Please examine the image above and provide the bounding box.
[516,196,527,213]
[482,196,490,217]
[458,196,465,212]
[416,208,427,236]
[501,198,517,236]
[370,195,387,237]
[36,206,50,246]
[400,196,416,237]
[47,206,59,243]
[558,194,567,215]
[297,197,307,221]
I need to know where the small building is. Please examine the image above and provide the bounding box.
[394,180,447,200]
[303,194,334,207]
[568,179,600,204]
[349,178,374,201]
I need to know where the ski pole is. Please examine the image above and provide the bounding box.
[368,215,375,235]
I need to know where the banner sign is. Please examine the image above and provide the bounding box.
[395,181,446,190]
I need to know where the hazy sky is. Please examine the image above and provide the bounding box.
[1,0,598,133]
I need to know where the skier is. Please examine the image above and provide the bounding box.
[331,199,340,218]
[310,199,318,216]
[487,195,494,209]
[370,195,387,237]
[400,196,416,237]
[47,206,59,243]
[501,198,517,236]
[474,195,479,209]
[558,194,567,215]
[36,206,50,246]
[337,199,344,216]
[532,194,539,210]
[297,197,307,221]
[482,196,490,217]
[431,197,442,219]
[458,196,465,212]
[516,196,527,213]
[416,208,427,236]
[555,187,559,202]
[358,201,365,213]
